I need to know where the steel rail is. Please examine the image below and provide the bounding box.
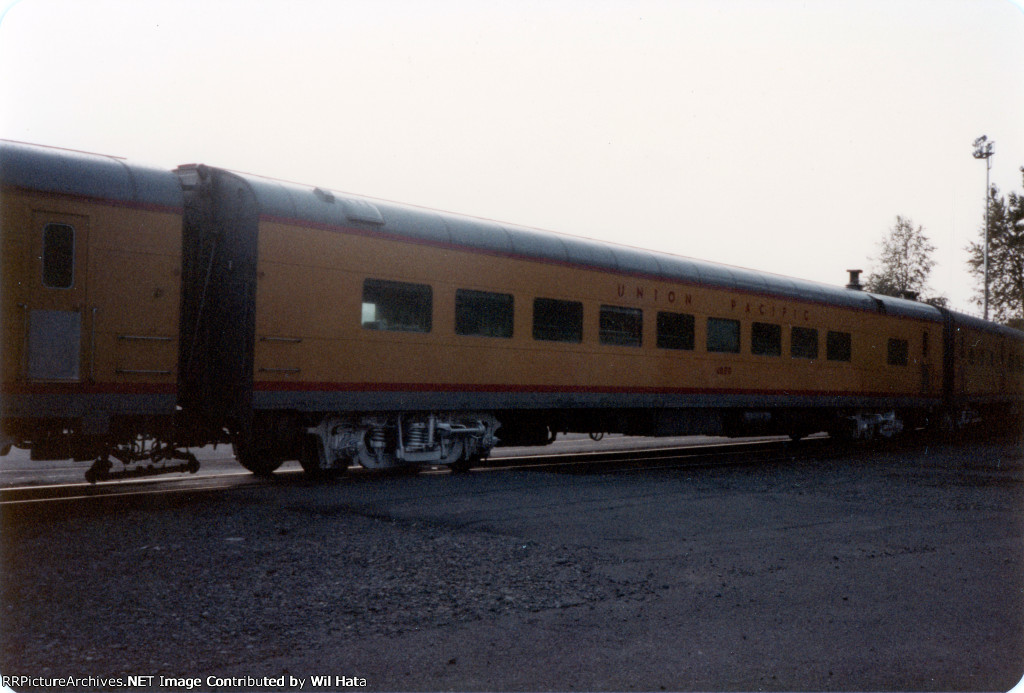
[0,437,827,508]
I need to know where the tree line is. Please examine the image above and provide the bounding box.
[866,166,1024,327]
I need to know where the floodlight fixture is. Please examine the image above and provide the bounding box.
[973,135,994,320]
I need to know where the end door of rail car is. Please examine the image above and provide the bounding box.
[23,211,93,382]
[921,327,937,397]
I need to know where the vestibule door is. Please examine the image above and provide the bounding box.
[25,211,91,381]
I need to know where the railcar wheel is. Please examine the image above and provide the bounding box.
[935,411,958,438]
[299,433,346,480]
[448,453,481,474]
[232,438,285,478]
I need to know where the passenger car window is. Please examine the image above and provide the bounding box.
[42,223,75,289]
[751,322,781,356]
[361,279,432,332]
[533,298,583,343]
[791,327,819,359]
[600,305,642,347]
[826,331,852,362]
[707,317,740,353]
[887,338,909,366]
[657,312,694,351]
[456,289,513,338]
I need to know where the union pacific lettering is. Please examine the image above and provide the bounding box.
[615,283,812,322]
[730,298,812,322]
[616,283,694,305]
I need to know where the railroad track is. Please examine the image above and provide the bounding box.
[488,435,834,474]
[0,436,837,509]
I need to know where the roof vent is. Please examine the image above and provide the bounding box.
[342,198,384,225]
[313,187,335,203]
[846,269,863,291]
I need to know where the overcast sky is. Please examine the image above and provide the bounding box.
[1,0,1022,312]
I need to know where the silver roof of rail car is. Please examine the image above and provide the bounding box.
[0,140,183,210]
[951,310,1024,339]
[201,166,948,321]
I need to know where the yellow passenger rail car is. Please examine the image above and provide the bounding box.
[0,142,193,472]
[2,141,1022,480]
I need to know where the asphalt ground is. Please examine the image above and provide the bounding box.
[1,436,1023,692]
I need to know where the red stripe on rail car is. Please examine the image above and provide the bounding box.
[0,382,178,395]
[0,184,183,215]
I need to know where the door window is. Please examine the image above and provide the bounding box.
[42,223,75,289]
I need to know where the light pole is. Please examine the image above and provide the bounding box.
[972,135,994,320]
